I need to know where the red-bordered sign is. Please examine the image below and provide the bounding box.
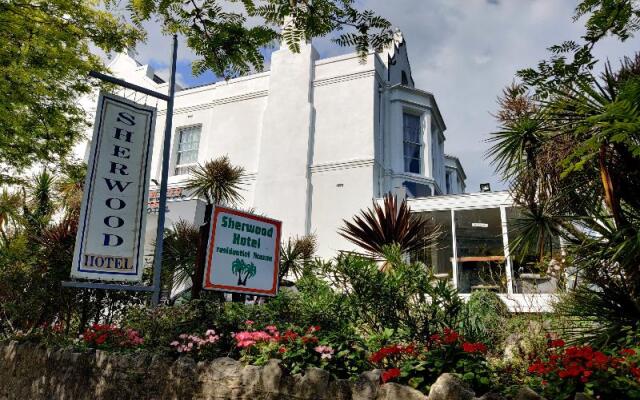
[203,206,281,296]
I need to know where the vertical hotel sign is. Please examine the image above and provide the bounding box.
[71,93,156,282]
[204,206,281,296]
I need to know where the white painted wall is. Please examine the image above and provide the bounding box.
[75,32,467,259]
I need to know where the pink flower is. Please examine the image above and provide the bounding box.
[314,345,335,360]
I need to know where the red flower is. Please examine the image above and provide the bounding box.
[621,348,637,357]
[307,325,321,334]
[278,346,287,354]
[369,344,407,364]
[549,339,565,348]
[462,342,487,354]
[281,330,299,342]
[95,334,108,345]
[404,343,416,355]
[381,368,401,383]
[443,328,460,344]
[302,335,319,344]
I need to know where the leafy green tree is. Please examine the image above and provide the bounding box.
[488,1,640,346]
[128,0,394,78]
[518,0,640,96]
[0,0,142,181]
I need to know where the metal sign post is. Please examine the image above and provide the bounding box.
[150,35,178,305]
[62,34,178,306]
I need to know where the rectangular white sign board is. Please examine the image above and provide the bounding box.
[204,206,281,296]
[71,92,156,282]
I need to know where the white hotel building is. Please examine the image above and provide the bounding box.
[78,33,557,310]
[79,32,466,256]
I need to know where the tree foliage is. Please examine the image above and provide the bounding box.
[185,156,246,206]
[127,0,394,78]
[0,167,144,336]
[0,0,142,180]
[279,234,317,282]
[518,0,640,96]
[489,1,640,346]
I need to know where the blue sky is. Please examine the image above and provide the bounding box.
[130,0,640,192]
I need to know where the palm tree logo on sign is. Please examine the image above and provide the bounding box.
[231,258,257,286]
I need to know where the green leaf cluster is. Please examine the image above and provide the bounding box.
[127,0,394,78]
[0,0,143,179]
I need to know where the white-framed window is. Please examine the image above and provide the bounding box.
[174,125,201,175]
[403,113,421,174]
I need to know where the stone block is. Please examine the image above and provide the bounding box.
[352,370,382,400]
[376,382,426,400]
[428,373,475,400]
[514,386,545,400]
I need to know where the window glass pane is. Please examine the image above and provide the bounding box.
[404,157,420,174]
[403,114,420,143]
[506,207,561,294]
[404,143,420,160]
[403,181,431,197]
[175,126,201,175]
[454,208,506,293]
[411,210,453,280]
[403,113,422,174]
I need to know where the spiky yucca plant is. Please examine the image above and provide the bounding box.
[339,193,438,259]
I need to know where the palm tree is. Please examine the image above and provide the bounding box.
[23,169,55,236]
[0,188,22,242]
[160,219,200,292]
[279,234,317,283]
[182,156,246,300]
[339,193,438,261]
[56,162,86,218]
[185,156,245,206]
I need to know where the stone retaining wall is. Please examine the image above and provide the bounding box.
[0,341,427,400]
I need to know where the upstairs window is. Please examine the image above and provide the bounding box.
[401,71,409,85]
[174,125,200,175]
[403,181,431,198]
[403,113,421,174]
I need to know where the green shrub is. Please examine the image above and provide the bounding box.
[322,248,465,341]
[464,290,509,349]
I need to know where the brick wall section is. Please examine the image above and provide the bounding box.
[0,341,426,400]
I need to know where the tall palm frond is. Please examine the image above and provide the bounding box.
[56,163,86,217]
[185,156,245,206]
[487,83,545,181]
[279,234,317,281]
[160,219,200,289]
[23,170,55,234]
[339,193,439,258]
[0,189,23,239]
[546,56,640,229]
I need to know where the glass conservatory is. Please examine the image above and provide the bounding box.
[408,191,561,312]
